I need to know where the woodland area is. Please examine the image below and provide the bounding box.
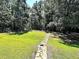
[0,0,79,33]
[0,0,79,59]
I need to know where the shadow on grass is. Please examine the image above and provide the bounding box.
[8,31,29,35]
[59,41,79,48]
[59,33,79,48]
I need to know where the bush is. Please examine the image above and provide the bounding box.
[59,33,79,44]
[67,33,79,41]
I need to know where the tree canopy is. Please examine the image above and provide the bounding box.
[0,0,79,33]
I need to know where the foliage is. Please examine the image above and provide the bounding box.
[44,0,79,33]
[0,0,79,33]
[0,0,31,33]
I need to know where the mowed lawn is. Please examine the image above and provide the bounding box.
[0,30,46,59]
[48,37,79,59]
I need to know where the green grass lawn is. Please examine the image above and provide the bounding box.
[48,37,79,59]
[0,30,46,59]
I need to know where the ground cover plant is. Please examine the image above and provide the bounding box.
[0,30,46,59]
[48,37,79,59]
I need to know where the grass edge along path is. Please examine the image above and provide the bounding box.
[48,37,79,59]
[0,30,46,59]
[35,33,50,59]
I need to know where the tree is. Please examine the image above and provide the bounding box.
[0,0,12,32]
[0,0,31,33]
[45,0,79,33]
[31,1,46,30]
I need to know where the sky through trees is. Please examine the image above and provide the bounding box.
[26,0,40,7]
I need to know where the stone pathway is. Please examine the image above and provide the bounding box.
[35,33,50,59]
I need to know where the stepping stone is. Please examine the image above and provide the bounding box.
[35,33,50,59]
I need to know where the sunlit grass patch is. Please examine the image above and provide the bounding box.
[0,30,46,59]
[48,37,79,59]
